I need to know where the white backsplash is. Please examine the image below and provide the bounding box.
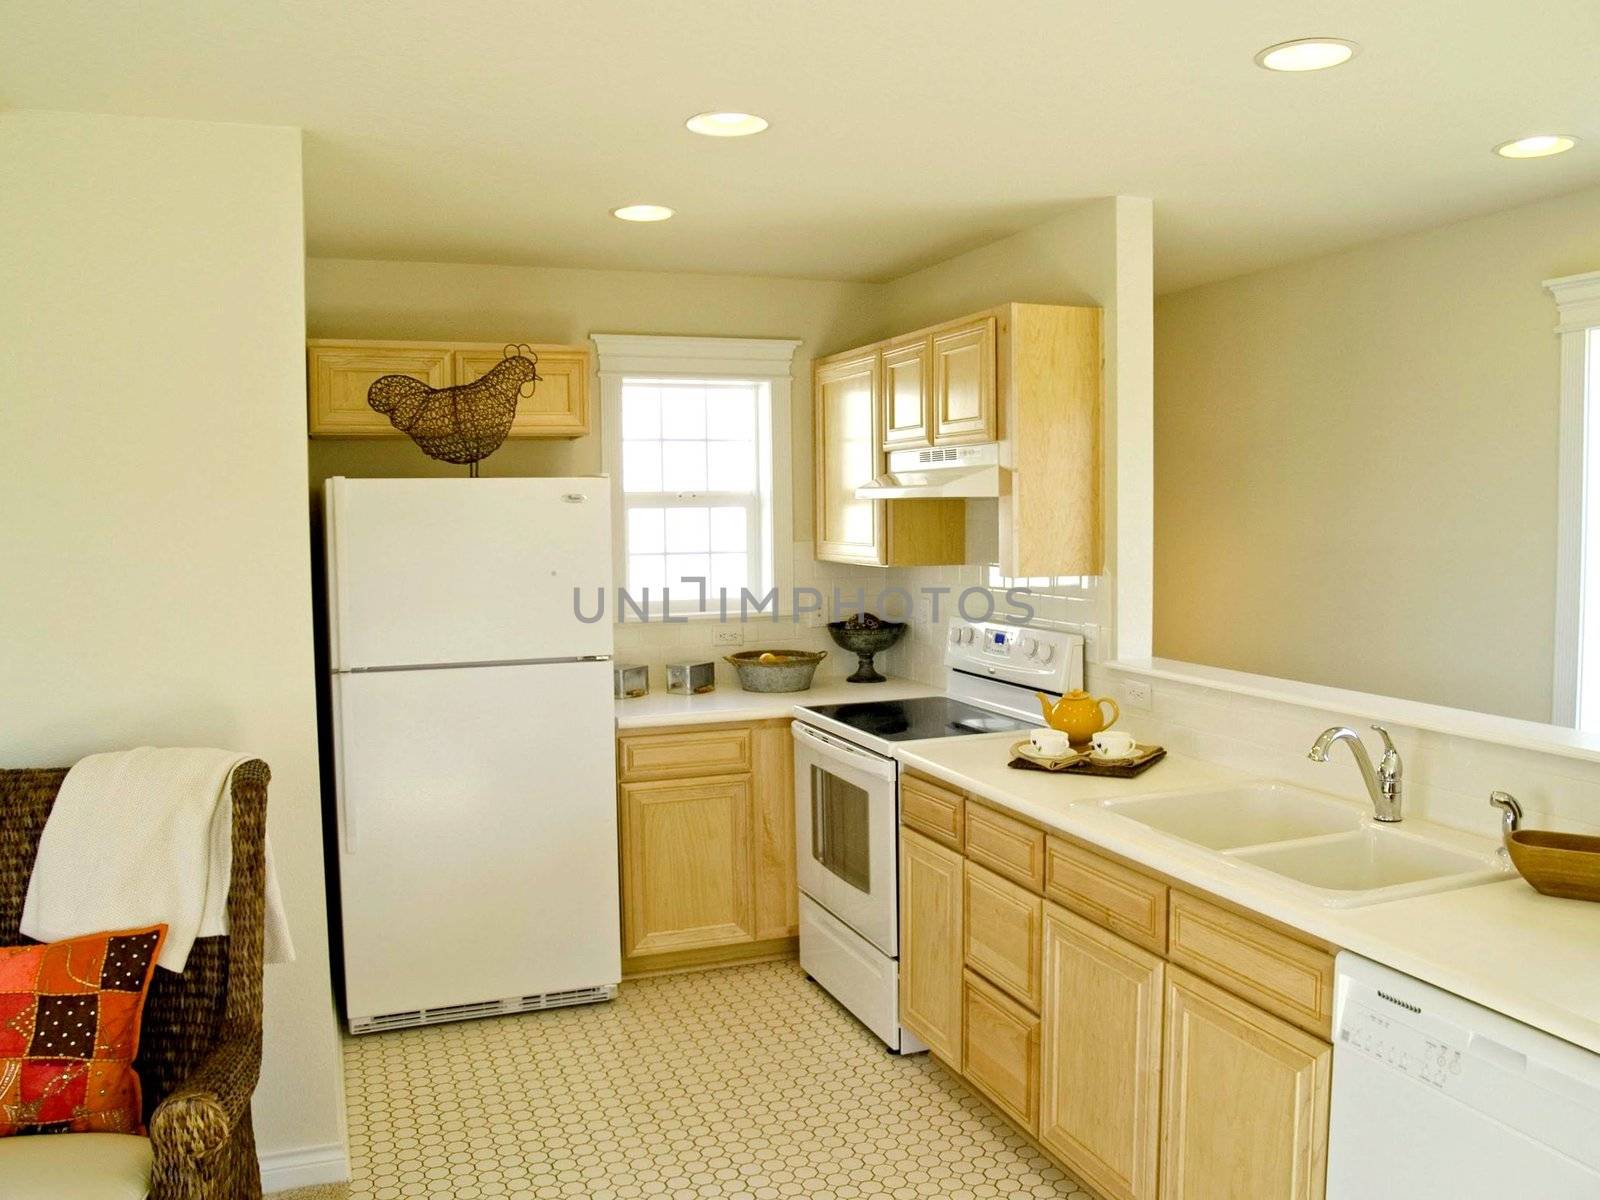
[1099,664,1600,843]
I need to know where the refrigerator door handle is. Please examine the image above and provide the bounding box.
[334,678,355,854]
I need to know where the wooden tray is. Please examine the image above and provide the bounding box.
[1506,829,1600,902]
[1008,740,1167,779]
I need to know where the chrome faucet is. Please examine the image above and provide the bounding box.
[1308,725,1403,822]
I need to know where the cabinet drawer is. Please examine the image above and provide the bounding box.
[963,969,1040,1134]
[1045,836,1168,955]
[965,801,1046,893]
[901,773,965,849]
[618,726,753,782]
[1167,891,1334,1038]
[964,862,1042,1011]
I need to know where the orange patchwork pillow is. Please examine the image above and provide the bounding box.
[0,925,166,1137]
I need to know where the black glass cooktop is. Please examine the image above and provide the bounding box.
[802,696,1032,742]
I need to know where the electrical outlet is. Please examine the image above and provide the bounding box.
[712,628,744,646]
[1122,679,1153,712]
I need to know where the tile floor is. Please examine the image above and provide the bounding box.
[342,960,1092,1199]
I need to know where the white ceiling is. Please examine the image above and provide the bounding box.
[4,0,1598,293]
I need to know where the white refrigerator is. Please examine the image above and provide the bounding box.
[325,476,620,1033]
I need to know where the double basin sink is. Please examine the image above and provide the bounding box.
[1103,782,1506,907]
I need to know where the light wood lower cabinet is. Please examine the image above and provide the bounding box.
[616,720,796,972]
[900,797,1336,1200]
[1039,903,1164,1200]
[898,828,964,1065]
[620,775,754,956]
[1159,967,1331,1200]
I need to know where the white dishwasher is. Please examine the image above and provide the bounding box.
[1328,953,1600,1199]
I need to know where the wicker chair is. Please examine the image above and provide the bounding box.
[0,759,270,1200]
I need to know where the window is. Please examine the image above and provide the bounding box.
[620,378,768,606]
[987,566,1093,591]
[592,334,801,617]
[1548,271,1600,727]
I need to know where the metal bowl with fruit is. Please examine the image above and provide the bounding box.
[826,613,907,683]
[724,649,828,693]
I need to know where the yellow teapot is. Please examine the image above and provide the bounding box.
[1036,689,1121,745]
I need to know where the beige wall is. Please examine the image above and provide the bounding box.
[0,112,345,1174]
[1155,184,1600,720]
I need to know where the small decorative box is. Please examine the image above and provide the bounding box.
[666,660,716,695]
[613,663,649,699]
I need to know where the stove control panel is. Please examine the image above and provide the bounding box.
[946,621,1083,692]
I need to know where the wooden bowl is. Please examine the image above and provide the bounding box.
[1505,829,1600,902]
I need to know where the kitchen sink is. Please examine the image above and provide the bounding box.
[1104,783,1364,851]
[1230,828,1503,906]
[1103,780,1507,907]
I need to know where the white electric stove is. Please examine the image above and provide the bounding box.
[791,620,1084,1051]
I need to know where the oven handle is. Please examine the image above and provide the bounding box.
[792,722,898,782]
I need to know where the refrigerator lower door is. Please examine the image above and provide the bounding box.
[333,659,619,1027]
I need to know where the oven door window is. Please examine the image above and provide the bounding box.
[810,764,871,893]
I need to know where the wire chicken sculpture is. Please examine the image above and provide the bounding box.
[367,344,541,474]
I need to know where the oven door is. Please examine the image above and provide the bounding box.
[792,721,900,956]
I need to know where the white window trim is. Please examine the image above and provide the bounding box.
[1547,270,1600,726]
[592,334,801,620]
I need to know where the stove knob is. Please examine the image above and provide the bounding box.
[948,626,963,646]
[1037,643,1055,664]
[1019,635,1038,659]
[960,627,976,645]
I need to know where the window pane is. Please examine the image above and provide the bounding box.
[622,441,662,492]
[660,388,707,439]
[665,553,711,591]
[707,441,756,491]
[621,386,661,439]
[662,441,707,490]
[628,507,666,554]
[705,388,756,441]
[628,554,666,595]
[711,552,748,595]
[709,507,747,552]
[664,507,710,553]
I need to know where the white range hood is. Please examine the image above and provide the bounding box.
[854,443,1000,500]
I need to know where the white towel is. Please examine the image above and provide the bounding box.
[19,747,295,972]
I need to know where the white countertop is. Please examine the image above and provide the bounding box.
[897,732,1600,1055]
[615,676,939,730]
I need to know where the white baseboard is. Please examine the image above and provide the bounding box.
[259,1141,350,1193]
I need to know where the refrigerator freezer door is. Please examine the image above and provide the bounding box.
[326,476,612,669]
[333,660,620,1022]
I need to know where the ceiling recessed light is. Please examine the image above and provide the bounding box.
[1254,38,1358,72]
[686,111,769,138]
[1494,134,1578,159]
[611,204,675,222]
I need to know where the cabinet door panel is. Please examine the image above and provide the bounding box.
[621,776,754,956]
[898,828,964,1064]
[1040,905,1163,1200]
[964,862,1042,1010]
[814,353,885,564]
[455,345,591,437]
[751,721,798,941]
[882,337,931,449]
[962,969,1039,1133]
[1160,967,1331,1200]
[931,318,997,444]
[308,343,453,436]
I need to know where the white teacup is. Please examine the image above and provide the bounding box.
[1090,730,1137,760]
[1029,728,1072,757]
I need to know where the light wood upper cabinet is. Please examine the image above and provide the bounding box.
[814,352,885,564]
[619,774,754,958]
[1160,966,1331,1200]
[899,828,965,1065]
[1039,904,1164,1200]
[882,335,932,449]
[453,344,590,437]
[307,338,591,438]
[307,343,453,437]
[931,317,997,444]
[812,351,965,566]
